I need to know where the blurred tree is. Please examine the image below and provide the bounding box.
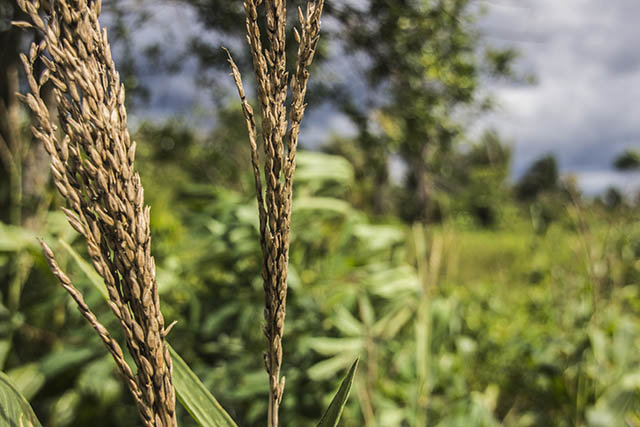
[329,0,518,221]
[515,154,559,202]
[611,148,640,209]
[613,148,640,171]
[336,0,471,220]
[324,107,393,215]
[603,186,623,210]
[514,154,570,234]
[448,129,512,227]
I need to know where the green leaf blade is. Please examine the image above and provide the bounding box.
[0,370,43,427]
[317,358,359,427]
[169,346,237,427]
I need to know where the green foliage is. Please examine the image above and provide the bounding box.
[603,187,624,210]
[446,130,513,227]
[514,154,571,234]
[0,370,43,427]
[2,117,640,425]
[170,348,237,427]
[516,154,560,201]
[317,359,359,427]
[485,47,520,78]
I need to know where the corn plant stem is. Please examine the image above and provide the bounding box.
[413,224,429,426]
[415,299,431,427]
[355,375,375,426]
[413,223,444,426]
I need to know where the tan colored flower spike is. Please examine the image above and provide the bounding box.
[226,0,325,426]
[14,0,176,425]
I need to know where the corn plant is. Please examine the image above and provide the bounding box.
[3,0,357,425]
[225,0,324,424]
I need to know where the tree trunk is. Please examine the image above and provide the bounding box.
[413,144,433,222]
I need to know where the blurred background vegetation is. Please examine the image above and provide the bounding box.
[1,0,639,425]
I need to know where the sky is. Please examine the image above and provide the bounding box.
[477,0,640,194]
[110,0,640,196]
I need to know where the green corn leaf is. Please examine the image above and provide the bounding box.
[316,358,359,427]
[293,197,353,216]
[309,353,356,381]
[358,294,375,327]
[352,223,405,251]
[366,265,420,298]
[371,305,413,339]
[170,347,237,427]
[295,151,355,186]
[306,337,363,356]
[333,307,363,336]
[58,239,237,426]
[0,223,38,252]
[0,370,43,427]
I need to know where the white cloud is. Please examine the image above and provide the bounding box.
[478,0,640,193]
[574,170,640,196]
[303,107,359,147]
